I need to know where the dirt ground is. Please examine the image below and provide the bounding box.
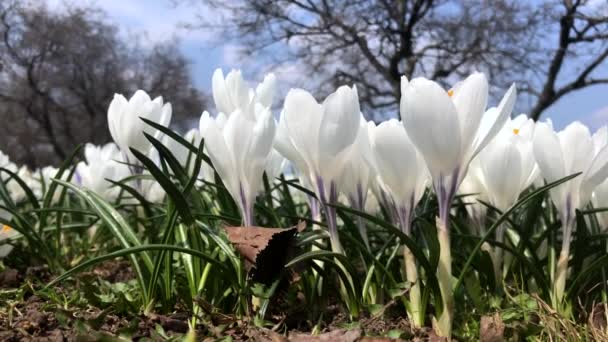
[0,262,453,341]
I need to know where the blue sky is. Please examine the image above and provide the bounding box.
[47,0,608,131]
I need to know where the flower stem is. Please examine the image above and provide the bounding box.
[239,184,254,226]
[435,220,453,338]
[317,177,357,316]
[404,246,423,327]
[433,174,457,338]
[492,224,506,292]
[397,205,423,327]
[553,210,574,311]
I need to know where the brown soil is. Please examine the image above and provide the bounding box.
[0,261,447,341]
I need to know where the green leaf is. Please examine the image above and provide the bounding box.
[52,179,153,301]
[328,203,440,295]
[45,244,233,288]
[140,117,211,166]
[107,179,153,217]
[40,144,82,227]
[454,172,581,293]
[129,147,194,225]
[0,167,39,209]
[144,132,189,185]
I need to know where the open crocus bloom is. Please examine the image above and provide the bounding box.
[458,159,489,230]
[75,143,130,201]
[533,121,608,230]
[278,85,360,252]
[400,72,516,337]
[281,86,360,196]
[468,114,537,215]
[339,117,374,246]
[533,121,608,304]
[368,119,428,233]
[368,118,429,327]
[107,90,172,161]
[212,68,276,117]
[212,69,251,116]
[401,73,517,220]
[474,116,538,288]
[200,102,276,226]
[274,111,321,220]
[478,117,538,212]
[0,223,17,258]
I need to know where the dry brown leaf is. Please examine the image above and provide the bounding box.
[224,221,306,284]
[288,328,361,342]
[480,313,505,342]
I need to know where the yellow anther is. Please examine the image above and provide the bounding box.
[513,128,520,135]
[1,225,11,233]
[447,89,454,97]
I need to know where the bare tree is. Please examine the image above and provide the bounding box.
[528,0,608,120]
[185,0,607,121]
[0,1,206,166]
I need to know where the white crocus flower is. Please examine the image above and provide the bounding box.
[400,73,516,337]
[7,166,34,202]
[279,85,360,253]
[401,73,516,220]
[0,222,17,258]
[369,120,428,233]
[200,101,276,226]
[162,128,214,183]
[37,166,71,203]
[212,69,251,116]
[480,117,537,212]
[476,116,537,287]
[459,159,489,231]
[275,111,323,234]
[132,148,167,203]
[533,121,608,306]
[368,119,429,327]
[212,68,277,117]
[75,143,130,201]
[340,117,373,248]
[265,149,287,182]
[107,90,172,161]
[255,73,277,109]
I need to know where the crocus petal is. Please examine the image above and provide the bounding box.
[581,144,608,204]
[212,68,232,115]
[370,119,426,207]
[256,73,276,108]
[283,88,323,173]
[559,121,593,175]
[533,121,566,183]
[199,112,239,200]
[470,83,516,160]
[107,94,128,148]
[319,85,360,157]
[452,73,488,154]
[401,77,462,178]
[480,140,522,211]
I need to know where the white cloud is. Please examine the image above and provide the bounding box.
[43,0,215,45]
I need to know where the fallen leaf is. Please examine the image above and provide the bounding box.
[224,221,305,284]
[288,328,361,342]
[480,313,505,342]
